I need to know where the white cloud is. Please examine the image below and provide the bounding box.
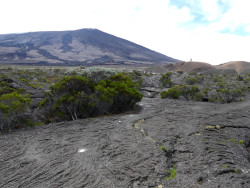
[219,0,250,32]
[200,0,223,21]
[0,0,249,64]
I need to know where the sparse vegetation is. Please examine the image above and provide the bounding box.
[0,66,143,131]
[222,164,228,168]
[160,72,173,87]
[161,84,203,101]
[159,146,166,152]
[1,65,250,132]
[238,140,244,144]
[126,70,143,89]
[160,71,249,103]
[165,165,177,180]
[229,139,236,143]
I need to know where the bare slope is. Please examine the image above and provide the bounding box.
[171,61,215,73]
[0,29,178,66]
[217,61,250,73]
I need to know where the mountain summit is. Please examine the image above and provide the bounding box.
[0,29,178,66]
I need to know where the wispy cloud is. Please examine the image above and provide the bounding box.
[0,0,249,64]
[170,0,250,36]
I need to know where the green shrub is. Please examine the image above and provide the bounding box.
[216,81,227,89]
[161,86,181,99]
[244,77,250,84]
[194,92,204,101]
[212,75,223,82]
[47,75,95,120]
[179,85,200,101]
[161,85,203,101]
[126,71,143,89]
[186,75,204,85]
[160,91,168,99]
[159,146,166,152]
[216,88,244,103]
[165,165,177,180]
[238,140,244,144]
[0,91,30,131]
[0,81,16,96]
[189,72,197,76]
[202,88,210,97]
[41,73,142,122]
[19,78,29,84]
[229,139,236,143]
[237,74,244,81]
[95,73,142,113]
[160,72,173,87]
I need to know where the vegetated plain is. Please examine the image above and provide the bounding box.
[0,65,250,187]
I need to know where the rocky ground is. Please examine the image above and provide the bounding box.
[0,94,250,187]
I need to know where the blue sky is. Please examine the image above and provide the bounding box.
[0,0,250,64]
[169,0,247,36]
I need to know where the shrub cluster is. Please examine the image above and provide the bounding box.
[40,73,142,122]
[161,86,181,99]
[126,70,143,89]
[67,67,117,83]
[185,74,205,85]
[160,72,173,87]
[208,88,245,103]
[161,85,202,101]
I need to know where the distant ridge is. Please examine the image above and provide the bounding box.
[217,61,250,73]
[0,28,178,66]
[145,61,250,74]
[170,61,215,73]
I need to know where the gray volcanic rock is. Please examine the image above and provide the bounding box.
[0,29,178,66]
[0,97,249,187]
[0,67,249,187]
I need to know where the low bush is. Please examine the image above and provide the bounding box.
[126,71,143,89]
[160,72,173,87]
[186,74,204,85]
[0,81,16,96]
[0,92,30,131]
[212,75,223,82]
[95,73,142,114]
[40,73,142,122]
[215,88,245,103]
[237,74,244,81]
[79,67,117,82]
[161,86,181,99]
[161,85,203,101]
[179,85,201,101]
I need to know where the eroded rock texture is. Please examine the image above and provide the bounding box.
[0,97,250,187]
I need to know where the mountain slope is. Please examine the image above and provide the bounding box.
[0,29,178,66]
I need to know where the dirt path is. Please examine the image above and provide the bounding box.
[0,97,250,187]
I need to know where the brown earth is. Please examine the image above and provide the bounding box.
[145,61,250,75]
[171,61,215,73]
[217,61,250,73]
[145,61,216,74]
